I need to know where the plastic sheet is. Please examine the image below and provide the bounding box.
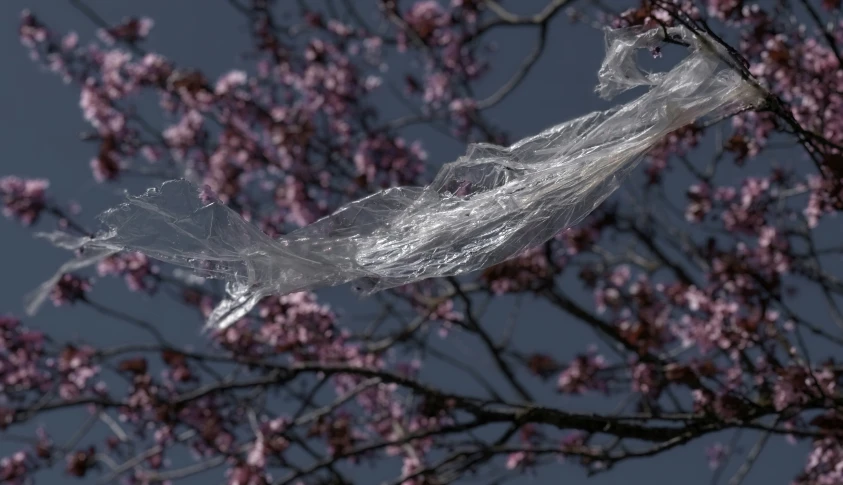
[27,26,766,329]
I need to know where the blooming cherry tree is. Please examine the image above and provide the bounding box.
[2,1,843,484]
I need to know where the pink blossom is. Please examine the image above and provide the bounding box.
[557,348,609,394]
[482,246,557,295]
[0,451,30,485]
[353,134,426,188]
[686,183,712,222]
[50,274,91,307]
[795,437,843,485]
[18,10,48,49]
[705,442,729,470]
[0,176,48,225]
[215,70,248,95]
[506,450,535,470]
[97,252,159,293]
[98,17,154,45]
[631,362,660,396]
[399,1,451,51]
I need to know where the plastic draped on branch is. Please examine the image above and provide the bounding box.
[26,26,766,329]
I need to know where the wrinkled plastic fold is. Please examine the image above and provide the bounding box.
[27,26,766,329]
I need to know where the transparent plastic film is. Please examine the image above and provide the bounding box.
[27,26,766,329]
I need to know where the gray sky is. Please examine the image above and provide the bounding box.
[0,1,805,484]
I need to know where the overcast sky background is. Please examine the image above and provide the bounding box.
[0,1,809,484]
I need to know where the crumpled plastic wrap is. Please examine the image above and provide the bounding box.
[27,26,766,329]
